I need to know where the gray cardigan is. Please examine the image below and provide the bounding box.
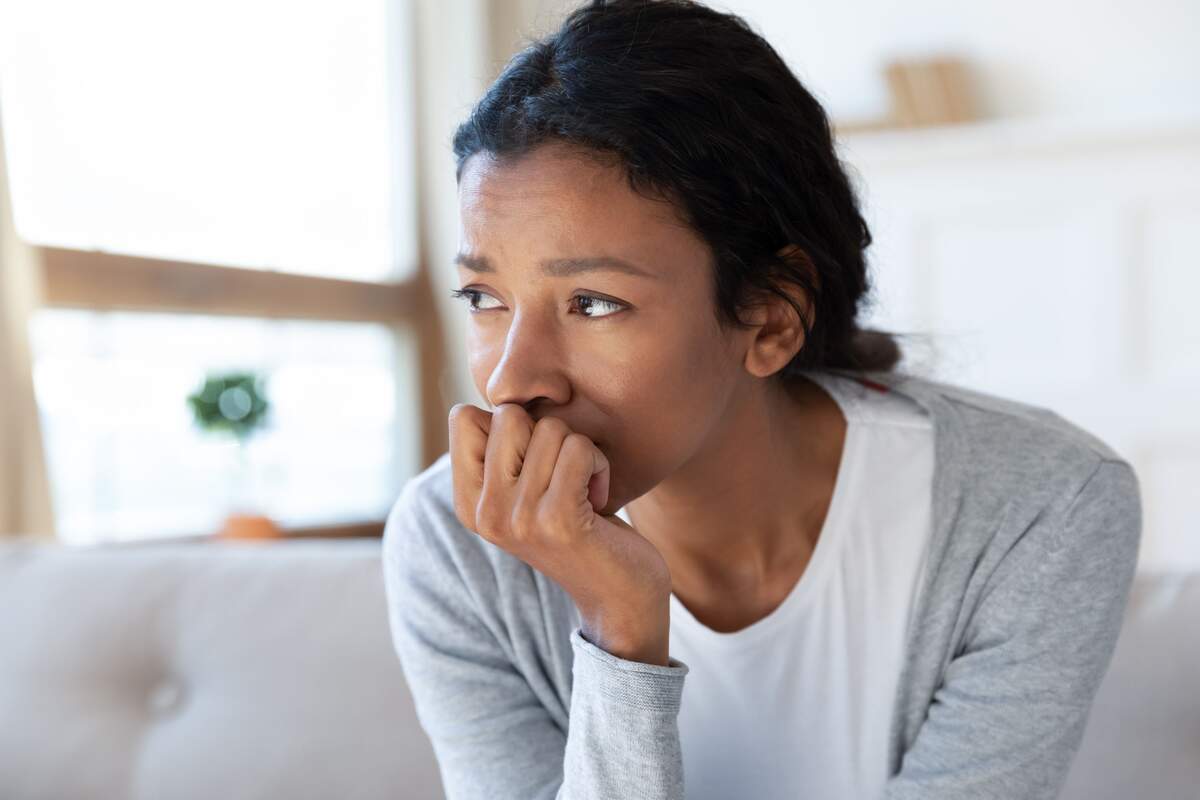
[382,369,1142,799]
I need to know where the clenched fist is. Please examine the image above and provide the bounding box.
[448,402,673,665]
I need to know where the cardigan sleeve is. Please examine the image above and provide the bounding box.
[882,458,1143,800]
[381,478,690,800]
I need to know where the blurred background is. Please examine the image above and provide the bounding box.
[1,2,1198,798]
[5,0,1197,565]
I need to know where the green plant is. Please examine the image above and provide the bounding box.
[187,370,271,442]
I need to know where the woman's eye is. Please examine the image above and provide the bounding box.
[571,294,625,319]
[449,288,501,312]
[449,288,626,319]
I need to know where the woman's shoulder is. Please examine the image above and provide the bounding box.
[848,369,1140,554]
[871,369,1129,474]
[880,372,1141,562]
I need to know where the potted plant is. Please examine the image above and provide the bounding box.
[187,370,280,539]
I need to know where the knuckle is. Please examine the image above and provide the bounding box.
[473,496,510,540]
[509,499,539,541]
[535,500,572,539]
[494,403,532,430]
[493,403,520,419]
[447,403,470,425]
[448,403,486,437]
[535,416,570,438]
[563,432,591,454]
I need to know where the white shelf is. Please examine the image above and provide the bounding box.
[835,109,1200,169]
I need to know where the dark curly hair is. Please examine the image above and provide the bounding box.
[452,0,913,380]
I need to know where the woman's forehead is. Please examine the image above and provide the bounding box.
[460,146,631,214]
[458,147,701,263]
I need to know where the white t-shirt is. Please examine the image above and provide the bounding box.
[617,369,935,799]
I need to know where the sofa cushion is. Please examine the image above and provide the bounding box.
[0,537,443,800]
[1060,571,1200,799]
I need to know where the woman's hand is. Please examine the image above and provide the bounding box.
[448,402,673,666]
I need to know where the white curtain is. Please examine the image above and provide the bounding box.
[0,113,54,539]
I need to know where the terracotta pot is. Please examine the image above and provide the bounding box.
[218,513,282,540]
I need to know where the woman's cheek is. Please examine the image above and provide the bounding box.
[466,332,503,386]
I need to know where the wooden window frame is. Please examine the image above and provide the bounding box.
[36,246,448,539]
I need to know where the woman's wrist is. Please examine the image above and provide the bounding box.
[578,598,672,666]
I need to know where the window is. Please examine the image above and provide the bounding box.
[29,310,421,544]
[0,0,440,543]
[0,0,415,280]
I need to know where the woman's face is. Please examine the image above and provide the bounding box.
[454,141,753,514]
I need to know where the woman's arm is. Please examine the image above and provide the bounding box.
[382,477,689,800]
[882,458,1143,799]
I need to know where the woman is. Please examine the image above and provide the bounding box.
[382,2,1142,798]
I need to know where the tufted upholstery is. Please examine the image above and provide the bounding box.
[0,537,443,800]
[0,538,1195,799]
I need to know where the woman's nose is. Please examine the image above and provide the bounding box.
[484,312,570,409]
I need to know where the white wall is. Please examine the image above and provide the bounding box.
[518,0,1200,123]
[680,0,1200,123]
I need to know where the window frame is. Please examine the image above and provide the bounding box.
[35,245,447,539]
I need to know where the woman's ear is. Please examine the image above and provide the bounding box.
[741,245,818,379]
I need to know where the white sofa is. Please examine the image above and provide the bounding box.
[0,537,444,800]
[0,537,1195,799]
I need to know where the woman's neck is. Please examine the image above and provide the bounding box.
[624,373,847,594]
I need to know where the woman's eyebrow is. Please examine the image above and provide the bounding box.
[454,253,660,280]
